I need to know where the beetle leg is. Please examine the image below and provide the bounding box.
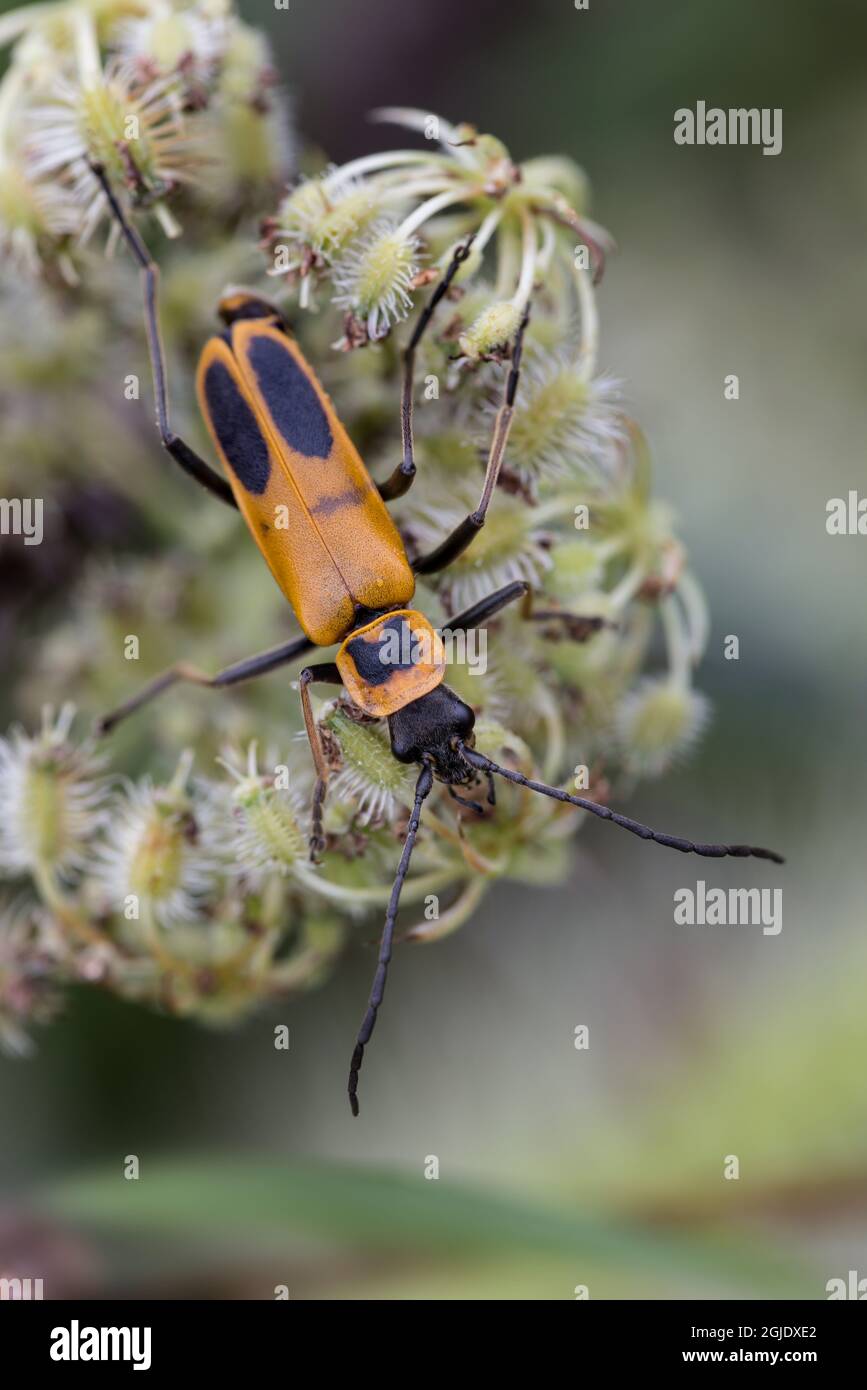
[377,235,476,502]
[94,634,315,735]
[447,786,485,816]
[298,662,343,862]
[89,161,238,509]
[446,579,611,642]
[523,608,610,642]
[447,580,529,631]
[411,304,530,573]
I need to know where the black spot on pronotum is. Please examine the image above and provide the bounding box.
[248,334,333,459]
[203,360,271,494]
[346,616,414,686]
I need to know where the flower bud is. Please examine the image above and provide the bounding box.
[616,679,710,778]
[0,165,79,274]
[95,753,220,928]
[324,707,413,824]
[496,359,625,486]
[219,743,307,877]
[276,178,375,261]
[0,706,105,878]
[458,299,522,360]
[332,219,420,339]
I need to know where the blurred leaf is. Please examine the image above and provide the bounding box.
[566,942,867,1211]
[44,1155,809,1295]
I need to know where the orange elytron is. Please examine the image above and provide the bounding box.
[197,310,414,648]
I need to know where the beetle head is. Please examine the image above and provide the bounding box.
[387,685,476,784]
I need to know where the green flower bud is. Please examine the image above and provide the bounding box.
[0,706,105,878]
[496,359,625,487]
[218,743,308,877]
[0,164,79,274]
[95,752,221,928]
[324,706,414,823]
[616,679,710,778]
[458,300,523,360]
[332,219,420,339]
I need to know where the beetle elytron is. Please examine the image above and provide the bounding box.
[90,163,783,1115]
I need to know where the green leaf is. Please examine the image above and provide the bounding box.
[43,1156,809,1295]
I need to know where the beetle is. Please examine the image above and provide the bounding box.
[90,164,784,1116]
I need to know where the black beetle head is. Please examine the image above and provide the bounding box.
[387,685,476,784]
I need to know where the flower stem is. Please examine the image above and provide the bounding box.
[573,260,598,380]
[32,860,112,953]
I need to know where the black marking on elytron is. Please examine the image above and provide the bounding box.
[248,334,333,459]
[312,484,366,518]
[203,360,271,495]
[346,615,416,687]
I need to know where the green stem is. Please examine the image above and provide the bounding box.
[32,860,113,953]
[401,876,488,944]
[573,259,598,380]
[291,864,456,912]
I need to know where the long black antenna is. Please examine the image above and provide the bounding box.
[348,760,435,1115]
[459,745,784,864]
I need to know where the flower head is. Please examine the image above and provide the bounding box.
[0,160,80,275]
[323,705,414,826]
[94,751,222,928]
[332,217,421,341]
[493,355,626,490]
[26,58,198,241]
[114,6,228,83]
[404,476,553,612]
[615,678,710,778]
[217,741,308,879]
[0,82,721,1041]
[0,705,106,878]
[458,300,523,362]
[270,175,375,267]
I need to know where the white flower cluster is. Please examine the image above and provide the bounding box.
[0,0,290,277]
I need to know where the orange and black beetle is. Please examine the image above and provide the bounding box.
[91,165,783,1115]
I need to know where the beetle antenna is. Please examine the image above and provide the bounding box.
[458,745,784,864]
[348,759,435,1116]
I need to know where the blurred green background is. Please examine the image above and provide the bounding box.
[2,0,866,1299]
